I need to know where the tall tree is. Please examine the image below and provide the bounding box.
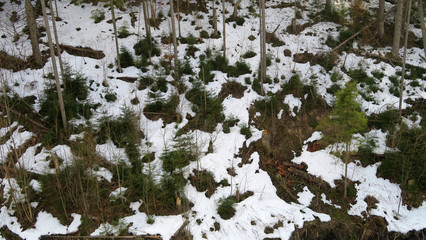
[212,0,217,37]
[398,0,412,118]
[392,0,405,58]
[377,0,385,39]
[111,0,122,73]
[25,0,43,68]
[49,0,64,81]
[325,0,333,14]
[259,0,266,95]
[418,0,426,58]
[170,0,179,73]
[317,82,367,198]
[41,0,67,129]
[222,0,226,58]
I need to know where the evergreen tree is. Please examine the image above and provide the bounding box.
[318,81,367,197]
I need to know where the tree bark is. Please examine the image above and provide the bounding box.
[176,0,181,37]
[418,0,426,58]
[170,0,179,73]
[344,142,349,198]
[392,0,405,58]
[213,0,217,37]
[150,0,156,26]
[111,0,122,73]
[260,0,266,95]
[25,0,43,68]
[41,0,67,129]
[398,0,412,118]
[222,0,226,58]
[232,0,243,20]
[49,0,64,81]
[377,0,385,39]
[325,0,333,14]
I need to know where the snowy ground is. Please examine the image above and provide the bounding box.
[0,0,425,239]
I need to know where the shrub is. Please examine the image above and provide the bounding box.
[331,71,343,82]
[138,76,155,90]
[388,75,400,97]
[367,109,398,132]
[228,61,251,77]
[282,74,303,95]
[150,77,168,93]
[185,81,225,132]
[185,45,199,58]
[223,117,239,133]
[240,125,252,138]
[133,37,161,58]
[118,24,130,38]
[348,68,379,93]
[105,92,117,102]
[39,66,92,130]
[119,46,134,68]
[326,83,341,95]
[236,16,245,26]
[97,108,142,170]
[200,30,209,39]
[91,9,105,23]
[242,50,256,59]
[217,197,236,220]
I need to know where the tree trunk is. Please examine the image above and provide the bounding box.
[260,0,266,95]
[176,0,181,37]
[49,0,64,81]
[41,0,67,130]
[111,0,122,73]
[418,0,426,58]
[232,0,243,20]
[150,0,156,26]
[222,0,226,58]
[392,0,405,58]
[325,0,333,14]
[213,0,217,37]
[377,0,385,39]
[54,0,59,18]
[344,142,349,198]
[398,0,412,118]
[170,0,179,73]
[25,0,43,68]
[292,0,297,33]
[142,0,152,62]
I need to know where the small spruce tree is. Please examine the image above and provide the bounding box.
[318,81,367,198]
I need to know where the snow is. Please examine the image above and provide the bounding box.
[283,94,302,117]
[0,0,425,238]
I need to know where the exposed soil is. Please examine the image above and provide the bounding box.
[60,44,105,59]
[0,51,28,71]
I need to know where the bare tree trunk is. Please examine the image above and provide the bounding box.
[213,0,217,37]
[177,0,181,37]
[398,0,412,118]
[150,0,156,26]
[170,0,179,73]
[292,0,297,33]
[344,142,349,198]
[418,0,426,58]
[232,0,242,20]
[392,0,405,58]
[49,0,64,81]
[260,0,266,95]
[54,0,59,18]
[41,0,67,129]
[25,0,43,68]
[377,0,385,39]
[142,0,152,62]
[111,0,122,73]
[222,0,226,58]
[325,0,333,14]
